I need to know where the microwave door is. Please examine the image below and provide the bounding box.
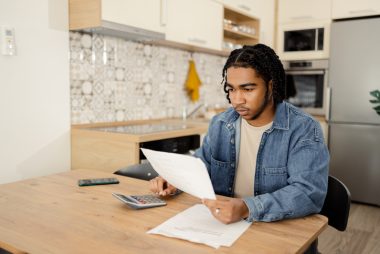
[284,29,316,52]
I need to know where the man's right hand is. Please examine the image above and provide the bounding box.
[149,176,177,197]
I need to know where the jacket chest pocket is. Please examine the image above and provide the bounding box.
[262,167,288,193]
[210,156,231,194]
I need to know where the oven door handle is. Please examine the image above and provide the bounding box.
[285,70,325,75]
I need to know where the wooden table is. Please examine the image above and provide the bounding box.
[0,170,327,254]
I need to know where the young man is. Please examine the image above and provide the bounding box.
[150,44,329,225]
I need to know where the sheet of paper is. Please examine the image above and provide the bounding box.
[141,148,216,200]
[147,204,252,248]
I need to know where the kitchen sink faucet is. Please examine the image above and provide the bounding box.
[182,103,204,121]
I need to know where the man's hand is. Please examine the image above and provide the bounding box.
[149,176,177,196]
[202,197,249,224]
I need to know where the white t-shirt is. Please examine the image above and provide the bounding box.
[234,119,273,198]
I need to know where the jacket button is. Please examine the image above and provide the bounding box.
[230,163,235,167]
[255,192,258,195]
[230,139,234,144]
[228,187,232,191]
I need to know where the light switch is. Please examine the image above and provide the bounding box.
[1,26,17,56]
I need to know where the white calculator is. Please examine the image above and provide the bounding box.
[112,193,166,209]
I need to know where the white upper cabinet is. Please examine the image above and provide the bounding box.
[69,0,165,34]
[165,0,223,50]
[332,0,380,19]
[278,0,332,24]
[101,0,165,33]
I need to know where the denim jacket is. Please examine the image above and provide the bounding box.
[194,102,329,222]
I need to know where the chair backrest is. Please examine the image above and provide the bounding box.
[320,175,351,231]
[114,162,158,181]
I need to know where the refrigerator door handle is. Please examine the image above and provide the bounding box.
[326,86,331,122]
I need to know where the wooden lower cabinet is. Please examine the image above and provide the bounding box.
[71,120,208,173]
[71,128,140,173]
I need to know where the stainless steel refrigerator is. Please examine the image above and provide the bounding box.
[328,17,380,206]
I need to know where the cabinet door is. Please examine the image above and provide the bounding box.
[216,0,259,18]
[166,0,223,50]
[332,0,380,19]
[279,0,332,24]
[250,0,275,48]
[318,119,328,143]
[102,0,165,33]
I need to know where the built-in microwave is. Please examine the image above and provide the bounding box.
[283,59,329,116]
[277,22,330,60]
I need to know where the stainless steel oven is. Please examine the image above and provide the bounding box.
[283,59,329,116]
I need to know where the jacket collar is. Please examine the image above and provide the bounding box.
[220,107,240,124]
[220,101,290,131]
[271,101,290,131]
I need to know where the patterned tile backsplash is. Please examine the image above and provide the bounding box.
[70,32,229,124]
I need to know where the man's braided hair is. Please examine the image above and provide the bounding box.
[221,44,286,105]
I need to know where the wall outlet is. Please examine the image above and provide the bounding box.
[1,26,17,56]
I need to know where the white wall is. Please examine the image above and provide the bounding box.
[0,0,70,184]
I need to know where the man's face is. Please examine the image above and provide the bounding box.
[226,67,274,125]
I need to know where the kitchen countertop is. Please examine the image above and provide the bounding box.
[88,123,190,135]
[71,118,209,143]
[72,114,325,143]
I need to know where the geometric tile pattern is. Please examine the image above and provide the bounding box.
[70,32,229,124]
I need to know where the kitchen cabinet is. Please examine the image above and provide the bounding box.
[332,0,380,19]
[314,116,328,143]
[216,0,274,49]
[165,0,223,51]
[278,0,332,24]
[69,0,165,34]
[222,6,260,52]
[71,119,208,173]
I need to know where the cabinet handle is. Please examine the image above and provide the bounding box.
[349,9,376,15]
[238,4,251,12]
[160,0,167,26]
[188,37,207,45]
[291,15,313,20]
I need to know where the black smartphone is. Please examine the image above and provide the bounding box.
[78,177,119,186]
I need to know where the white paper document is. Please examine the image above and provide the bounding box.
[147,204,252,248]
[141,148,216,200]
